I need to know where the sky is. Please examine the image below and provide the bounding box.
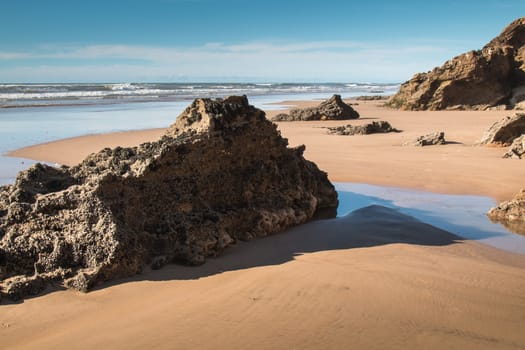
[0,0,524,83]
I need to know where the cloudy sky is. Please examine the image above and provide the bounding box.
[1,0,523,83]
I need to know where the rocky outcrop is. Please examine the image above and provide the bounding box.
[503,134,525,158]
[272,95,359,121]
[389,17,525,110]
[404,132,446,146]
[0,96,338,301]
[479,113,525,145]
[326,121,398,135]
[488,189,525,235]
[355,95,389,101]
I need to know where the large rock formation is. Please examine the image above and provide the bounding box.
[479,113,525,145]
[272,94,359,121]
[488,189,525,235]
[0,96,338,301]
[326,121,398,136]
[389,17,525,110]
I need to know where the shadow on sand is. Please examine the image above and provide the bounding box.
[91,205,461,290]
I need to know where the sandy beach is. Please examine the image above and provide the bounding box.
[2,100,525,349]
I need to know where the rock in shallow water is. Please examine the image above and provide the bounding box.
[488,189,525,235]
[0,95,338,301]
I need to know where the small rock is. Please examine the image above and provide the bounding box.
[326,121,399,136]
[479,113,525,146]
[488,189,525,235]
[503,134,525,158]
[404,132,446,146]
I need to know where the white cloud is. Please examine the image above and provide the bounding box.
[0,40,458,82]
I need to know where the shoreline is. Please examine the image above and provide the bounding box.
[2,99,525,349]
[6,100,524,202]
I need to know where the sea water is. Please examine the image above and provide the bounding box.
[336,183,525,255]
[1,84,524,255]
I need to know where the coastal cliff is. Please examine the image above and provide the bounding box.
[390,17,525,110]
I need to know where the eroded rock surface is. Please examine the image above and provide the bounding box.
[503,135,525,158]
[0,96,338,301]
[479,113,525,146]
[326,121,398,136]
[272,94,359,121]
[389,17,525,110]
[404,132,446,146]
[488,189,525,235]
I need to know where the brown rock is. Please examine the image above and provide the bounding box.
[503,134,525,158]
[404,132,446,146]
[479,113,525,145]
[0,96,338,301]
[488,189,525,235]
[389,17,525,110]
[271,94,359,121]
[326,121,399,135]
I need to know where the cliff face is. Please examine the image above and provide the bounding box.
[390,17,525,110]
[0,96,338,300]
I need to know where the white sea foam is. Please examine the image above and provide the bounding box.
[0,83,400,107]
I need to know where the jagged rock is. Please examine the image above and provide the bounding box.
[488,189,525,235]
[326,121,399,135]
[479,113,525,145]
[271,95,359,121]
[0,96,338,301]
[503,134,525,158]
[389,17,525,110]
[404,132,446,146]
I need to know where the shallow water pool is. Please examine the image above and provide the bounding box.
[335,182,525,255]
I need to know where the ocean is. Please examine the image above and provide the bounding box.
[0,82,399,108]
[0,82,399,183]
[1,82,523,254]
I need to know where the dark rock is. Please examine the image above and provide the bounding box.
[389,17,525,110]
[326,121,399,136]
[488,189,525,235]
[503,134,525,158]
[0,95,338,301]
[404,132,446,146]
[479,113,525,146]
[271,95,359,121]
[355,95,389,101]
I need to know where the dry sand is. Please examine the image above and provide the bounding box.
[3,100,525,349]
[9,100,524,202]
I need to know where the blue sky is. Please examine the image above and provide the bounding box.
[1,0,524,83]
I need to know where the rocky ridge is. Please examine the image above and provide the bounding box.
[0,96,338,301]
[389,17,525,110]
[272,94,359,121]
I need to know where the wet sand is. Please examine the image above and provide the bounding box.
[3,100,525,349]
